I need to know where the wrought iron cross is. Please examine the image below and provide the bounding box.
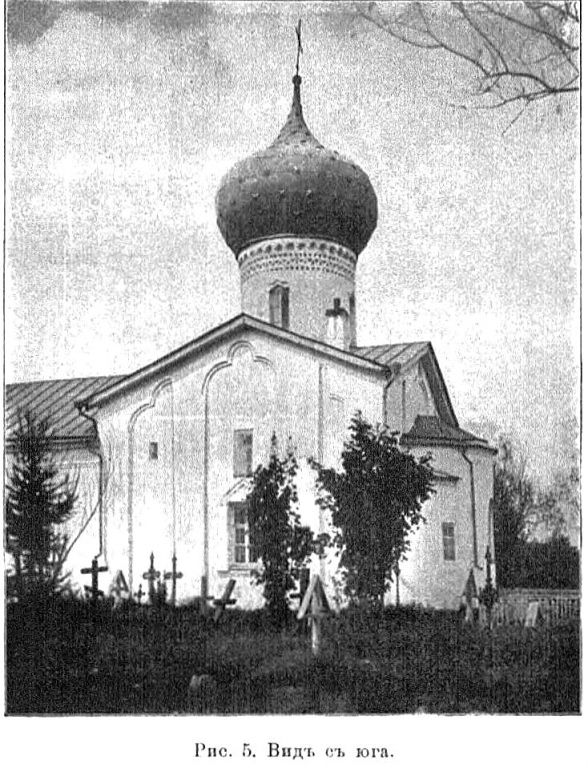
[164,553,184,606]
[142,552,161,605]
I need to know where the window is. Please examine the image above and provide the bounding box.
[233,429,253,477]
[269,285,289,329]
[442,522,456,561]
[229,502,259,565]
[149,441,158,460]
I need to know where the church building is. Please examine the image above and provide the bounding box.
[6,71,496,610]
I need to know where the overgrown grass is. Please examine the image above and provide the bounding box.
[5,599,580,714]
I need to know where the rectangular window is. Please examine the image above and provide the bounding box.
[233,429,253,477]
[269,285,289,329]
[442,522,456,561]
[149,441,158,460]
[229,502,258,566]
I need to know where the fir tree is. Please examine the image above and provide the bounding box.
[5,411,78,600]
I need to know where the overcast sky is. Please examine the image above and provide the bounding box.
[5,1,579,484]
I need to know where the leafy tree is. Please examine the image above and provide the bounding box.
[5,411,78,600]
[529,462,580,544]
[492,436,534,587]
[493,436,580,588]
[312,413,434,606]
[247,435,314,626]
[358,2,578,125]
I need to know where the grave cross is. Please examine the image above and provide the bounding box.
[164,553,184,606]
[213,579,237,624]
[142,552,161,605]
[134,584,145,604]
[81,557,108,605]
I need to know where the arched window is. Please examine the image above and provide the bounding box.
[269,285,289,329]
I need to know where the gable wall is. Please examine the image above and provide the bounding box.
[92,329,385,603]
[385,360,437,435]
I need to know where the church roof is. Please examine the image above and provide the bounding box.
[5,376,123,445]
[402,415,493,452]
[5,320,466,446]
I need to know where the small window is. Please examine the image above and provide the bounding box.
[442,522,456,561]
[229,502,259,565]
[233,429,253,477]
[149,442,158,460]
[269,285,289,329]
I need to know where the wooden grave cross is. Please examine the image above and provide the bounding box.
[142,552,161,605]
[81,557,108,605]
[213,579,237,624]
[164,553,184,606]
[297,574,331,657]
[134,583,145,604]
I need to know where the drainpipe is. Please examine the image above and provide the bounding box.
[460,448,479,569]
[77,403,105,560]
[317,364,326,582]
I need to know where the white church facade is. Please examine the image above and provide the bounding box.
[6,73,496,610]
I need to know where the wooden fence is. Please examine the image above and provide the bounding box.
[493,588,580,626]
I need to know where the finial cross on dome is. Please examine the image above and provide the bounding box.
[295,19,303,77]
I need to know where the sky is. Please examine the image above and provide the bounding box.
[5,0,579,485]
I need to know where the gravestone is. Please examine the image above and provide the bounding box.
[524,601,541,628]
[297,575,331,657]
[108,570,130,605]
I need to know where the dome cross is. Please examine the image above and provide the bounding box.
[295,19,303,77]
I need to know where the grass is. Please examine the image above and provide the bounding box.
[5,599,580,714]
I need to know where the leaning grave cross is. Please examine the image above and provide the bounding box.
[213,579,237,624]
[297,574,331,657]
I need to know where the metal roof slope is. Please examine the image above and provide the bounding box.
[352,341,430,370]
[402,415,493,452]
[5,376,124,443]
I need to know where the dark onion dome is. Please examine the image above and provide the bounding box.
[215,75,378,257]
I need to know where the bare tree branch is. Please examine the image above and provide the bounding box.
[357,1,579,112]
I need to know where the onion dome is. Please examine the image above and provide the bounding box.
[215,75,378,257]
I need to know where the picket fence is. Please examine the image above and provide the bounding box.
[493,588,580,626]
